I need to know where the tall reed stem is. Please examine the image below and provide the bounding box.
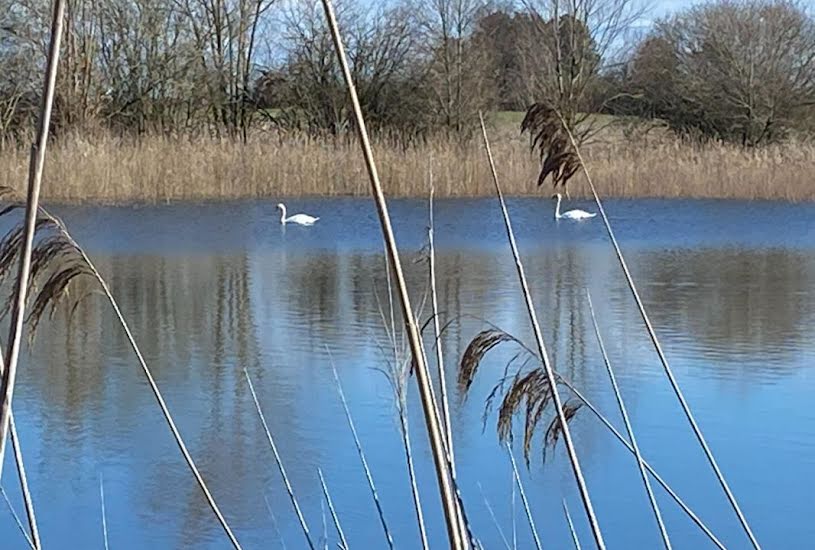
[100,472,109,550]
[399,402,429,550]
[329,359,394,549]
[10,415,39,549]
[428,185,454,465]
[244,369,314,550]
[586,292,672,549]
[477,482,511,550]
[0,323,41,547]
[426,187,473,548]
[263,495,288,550]
[507,443,542,550]
[561,117,760,550]
[0,485,34,549]
[0,0,65,483]
[563,500,581,550]
[318,469,349,550]
[318,1,462,547]
[478,113,605,549]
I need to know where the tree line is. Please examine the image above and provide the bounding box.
[1,0,813,146]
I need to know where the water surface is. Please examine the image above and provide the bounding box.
[5,197,815,549]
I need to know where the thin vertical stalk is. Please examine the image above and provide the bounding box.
[263,495,288,550]
[587,291,672,549]
[318,1,462,547]
[478,113,605,549]
[428,184,454,465]
[563,500,581,550]
[100,473,109,550]
[321,497,328,550]
[318,469,349,550]
[0,339,39,548]
[328,360,394,549]
[507,443,542,550]
[415,315,475,549]
[0,0,66,482]
[398,402,429,550]
[424,190,471,547]
[9,416,39,549]
[511,469,517,550]
[374,301,428,548]
[561,118,760,550]
[477,482,511,550]
[244,369,315,550]
[0,485,34,549]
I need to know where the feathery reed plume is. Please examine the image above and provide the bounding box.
[559,114,761,549]
[563,500,581,550]
[318,1,462,546]
[521,103,579,195]
[0,0,65,491]
[542,401,583,463]
[587,291,672,549]
[458,330,513,395]
[328,356,394,549]
[494,369,553,464]
[477,481,511,550]
[0,485,35,549]
[456,324,726,548]
[318,469,349,550]
[100,472,109,550]
[0,199,242,547]
[507,443,542,550]
[478,112,605,549]
[244,369,315,550]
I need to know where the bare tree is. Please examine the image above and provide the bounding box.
[517,0,643,141]
[267,0,424,138]
[174,0,275,137]
[655,0,815,145]
[418,0,495,133]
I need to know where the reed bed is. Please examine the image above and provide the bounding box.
[0,128,813,203]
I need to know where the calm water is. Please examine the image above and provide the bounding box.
[3,197,814,549]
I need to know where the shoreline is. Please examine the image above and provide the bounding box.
[24,193,815,208]
[2,131,813,204]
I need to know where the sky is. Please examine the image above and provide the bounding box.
[651,0,695,18]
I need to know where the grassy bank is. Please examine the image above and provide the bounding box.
[1,121,813,203]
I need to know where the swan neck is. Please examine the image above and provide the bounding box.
[279,204,286,223]
[555,195,562,218]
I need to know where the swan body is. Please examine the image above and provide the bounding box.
[276,203,319,226]
[554,193,595,220]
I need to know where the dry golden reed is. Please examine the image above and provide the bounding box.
[0,126,812,203]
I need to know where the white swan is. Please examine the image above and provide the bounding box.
[554,193,596,220]
[276,203,319,226]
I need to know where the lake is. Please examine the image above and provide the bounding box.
[4,197,815,549]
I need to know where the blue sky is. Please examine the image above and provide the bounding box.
[650,0,694,19]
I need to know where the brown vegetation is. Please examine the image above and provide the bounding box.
[0,123,812,203]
